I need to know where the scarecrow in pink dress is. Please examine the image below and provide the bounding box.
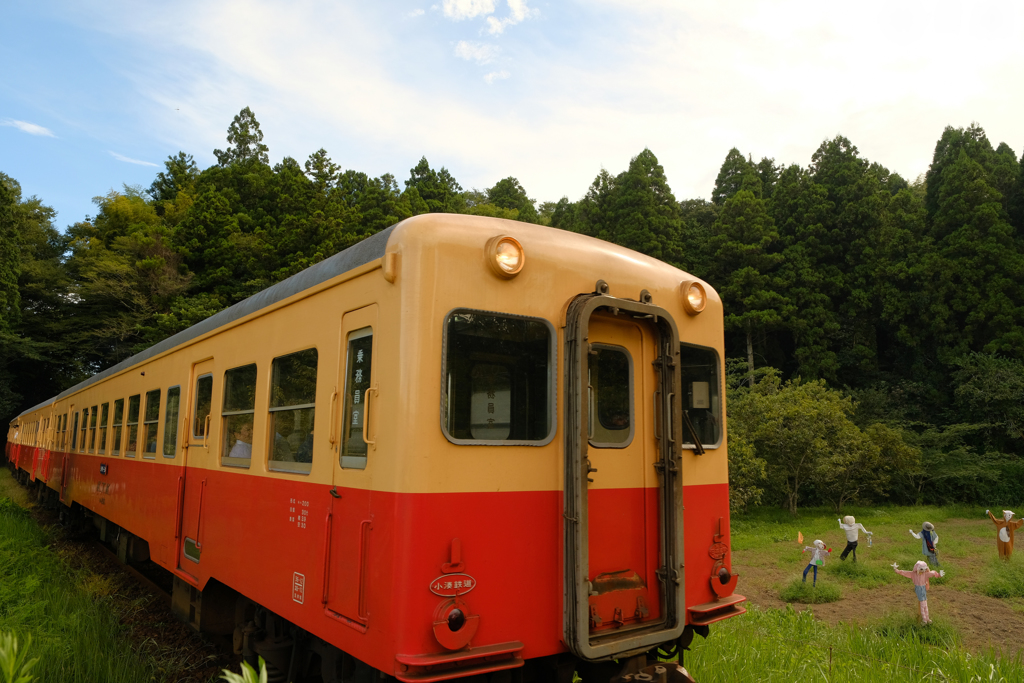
[892,561,944,624]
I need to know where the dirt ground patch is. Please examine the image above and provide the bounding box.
[733,515,1024,656]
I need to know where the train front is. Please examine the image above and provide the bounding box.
[382,215,745,682]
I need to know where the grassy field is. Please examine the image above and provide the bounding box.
[681,504,1024,682]
[0,468,201,683]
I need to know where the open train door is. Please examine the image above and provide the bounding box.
[563,291,685,661]
[177,358,215,576]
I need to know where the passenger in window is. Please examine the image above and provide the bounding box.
[229,423,253,459]
[295,417,314,463]
[273,430,292,461]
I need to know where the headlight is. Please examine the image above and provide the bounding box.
[681,280,707,315]
[485,235,525,279]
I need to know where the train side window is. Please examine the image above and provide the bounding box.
[193,374,213,438]
[142,390,161,457]
[442,310,555,445]
[163,386,181,458]
[88,406,98,452]
[79,409,88,452]
[71,411,79,451]
[126,395,141,457]
[340,328,373,469]
[269,349,317,475]
[98,404,109,454]
[111,399,124,456]
[679,343,722,448]
[588,345,634,448]
[222,364,257,468]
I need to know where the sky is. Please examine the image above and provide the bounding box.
[2,0,1023,230]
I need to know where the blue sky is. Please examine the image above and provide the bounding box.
[2,0,1023,230]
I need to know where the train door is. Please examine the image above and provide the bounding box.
[178,358,215,574]
[563,294,684,661]
[324,304,378,629]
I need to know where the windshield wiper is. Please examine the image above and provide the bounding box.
[681,410,706,455]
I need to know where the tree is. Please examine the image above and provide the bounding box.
[487,177,539,223]
[708,189,786,382]
[149,152,199,203]
[0,174,21,333]
[598,149,684,264]
[214,106,270,166]
[728,369,870,514]
[711,148,760,205]
[404,157,466,213]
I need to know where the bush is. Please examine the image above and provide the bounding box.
[779,577,842,604]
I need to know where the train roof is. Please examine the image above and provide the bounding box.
[17,223,399,419]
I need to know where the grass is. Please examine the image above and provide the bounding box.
[780,577,843,604]
[979,554,1024,599]
[0,474,165,682]
[683,606,1022,682]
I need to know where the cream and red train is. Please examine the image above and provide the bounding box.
[6,214,744,682]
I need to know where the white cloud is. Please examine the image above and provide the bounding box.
[485,0,538,34]
[454,40,499,64]
[442,0,494,20]
[484,70,510,84]
[2,119,56,137]
[109,151,159,167]
[406,8,425,17]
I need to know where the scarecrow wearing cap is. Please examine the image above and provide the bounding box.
[986,510,1023,560]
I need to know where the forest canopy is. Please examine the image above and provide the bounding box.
[3,109,1023,512]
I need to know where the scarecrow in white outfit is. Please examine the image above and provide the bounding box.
[801,539,830,587]
[893,561,944,624]
[837,515,872,562]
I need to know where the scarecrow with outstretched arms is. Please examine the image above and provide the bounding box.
[987,510,1024,560]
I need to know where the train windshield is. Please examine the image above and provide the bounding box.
[679,343,722,447]
[442,310,554,445]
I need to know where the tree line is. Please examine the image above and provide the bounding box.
[2,108,1022,512]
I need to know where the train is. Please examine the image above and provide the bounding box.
[5,214,745,682]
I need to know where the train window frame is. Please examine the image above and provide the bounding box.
[268,348,318,476]
[440,308,557,447]
[679,342,723,450]
[79,409,88,452]
[88,406,98,453]
[587,343,635,449]
[142,389,161,458]
[71,411,79,451]
[111,398,124,456]
[125,394,141,457]
[193,374,213,439]
[221,363,257,469]
[98,403,109,454]
[340,328,374,470]
[163,386,181,458]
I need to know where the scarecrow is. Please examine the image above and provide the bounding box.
[892,561,944,624]
[837,515,873,562]
[909,522,939,566]
[801,539,830,587]
[986,510,1023,560]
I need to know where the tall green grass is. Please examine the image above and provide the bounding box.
[684,607,1022,682]
[0,496,163,682]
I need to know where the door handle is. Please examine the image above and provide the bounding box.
[362,385,378,449]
